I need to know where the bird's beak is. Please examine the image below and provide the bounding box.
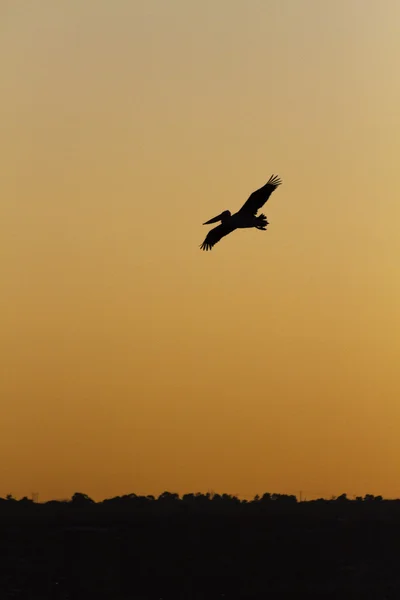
[203,213,223,225]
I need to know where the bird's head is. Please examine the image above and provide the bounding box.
[203,210,231,225]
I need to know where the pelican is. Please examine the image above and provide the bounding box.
[200,174,282,251]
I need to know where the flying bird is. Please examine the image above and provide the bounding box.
[200,174,282,251]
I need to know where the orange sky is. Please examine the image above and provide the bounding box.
[1,0,400,501]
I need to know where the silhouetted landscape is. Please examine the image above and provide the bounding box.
[2,491,400,598]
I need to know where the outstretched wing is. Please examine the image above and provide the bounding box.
[200,222,236,251]
[238,174,282,217]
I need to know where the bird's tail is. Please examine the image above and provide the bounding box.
[255,213,268,230]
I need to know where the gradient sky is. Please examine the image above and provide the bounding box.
[2,0,400,501]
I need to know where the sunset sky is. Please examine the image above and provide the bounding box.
[2,0,400,501]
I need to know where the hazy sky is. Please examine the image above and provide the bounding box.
[2,0,400,501]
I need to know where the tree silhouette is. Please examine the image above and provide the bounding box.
[71,492,94,506]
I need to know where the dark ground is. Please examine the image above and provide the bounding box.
[1,493,400,599]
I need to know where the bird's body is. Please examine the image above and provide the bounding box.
[200,174,282,251]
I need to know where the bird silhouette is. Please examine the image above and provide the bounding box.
[200,174,282,251]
